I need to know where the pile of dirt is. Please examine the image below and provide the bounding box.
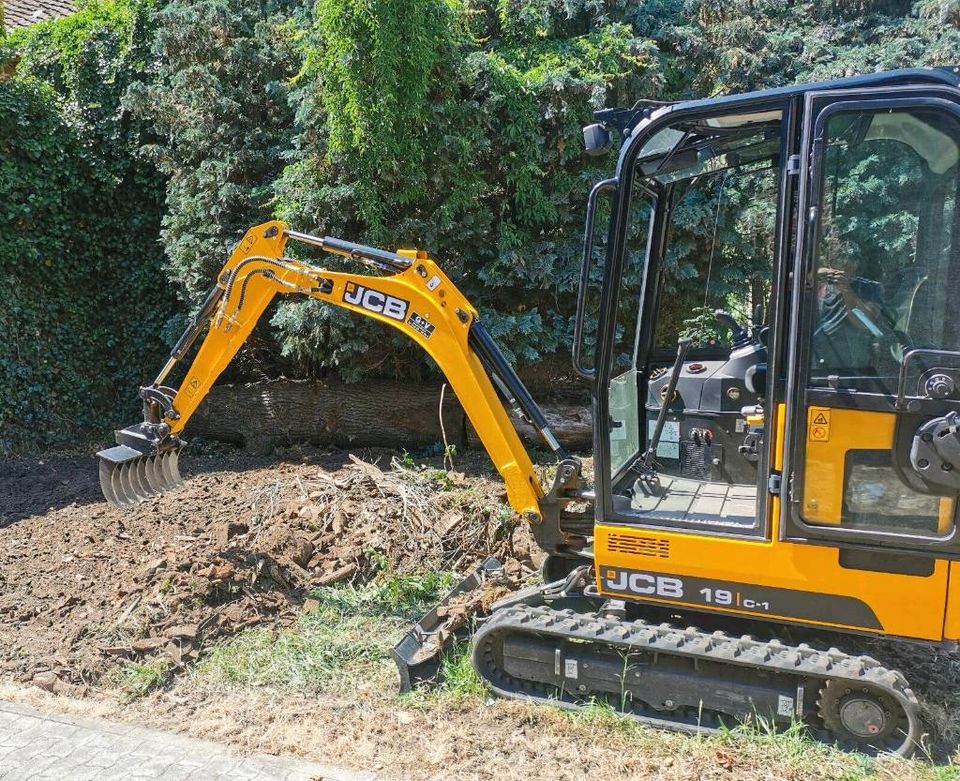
[0,448,537,694]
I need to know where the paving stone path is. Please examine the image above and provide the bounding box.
[0,700,376,781]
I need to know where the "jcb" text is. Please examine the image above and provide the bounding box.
[343,283,409,321]
[604,569,684,599]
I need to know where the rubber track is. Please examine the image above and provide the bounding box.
[472,603,921,755]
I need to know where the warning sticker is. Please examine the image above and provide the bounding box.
[777,694,795,718]
[407,312,436,340]
[808,407,831,443]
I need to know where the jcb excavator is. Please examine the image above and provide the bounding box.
[98,65,960,755]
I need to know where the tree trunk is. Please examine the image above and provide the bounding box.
[188,378,465,454]
[466,404,594,452]
[187,378,592,454]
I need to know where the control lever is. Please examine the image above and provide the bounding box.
[714,309,751,347]
[738,404,764,463]
[642,337,692,472]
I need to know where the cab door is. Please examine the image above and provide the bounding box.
[784,86,960,555]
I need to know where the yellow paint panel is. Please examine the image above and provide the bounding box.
[940,498,956,535]
[944,561,960,640]
[594,523,950,640]
[802,408,895,525]
[773,403,786,472]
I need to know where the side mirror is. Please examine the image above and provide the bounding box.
[583,123,612,157]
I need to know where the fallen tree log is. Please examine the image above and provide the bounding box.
[188,378,465,454]
[187,378,592,453]
[467,403,593,452]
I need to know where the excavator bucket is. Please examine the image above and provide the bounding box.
[96,424,184,507]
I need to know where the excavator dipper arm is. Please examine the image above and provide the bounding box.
[97,221,567,522]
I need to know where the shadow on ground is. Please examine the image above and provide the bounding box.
[0,441,511,527]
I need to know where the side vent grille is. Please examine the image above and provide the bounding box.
[606,533,670,559]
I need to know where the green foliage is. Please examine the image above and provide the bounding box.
[7,0,960,450]
[310,0,461,231]
[124,0,307,312]
[110,659,170,700]
[273,0,657,377]
[1,0,170,452]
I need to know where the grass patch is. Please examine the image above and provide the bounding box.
[435,640,485,700]
[563,698,649,737]
[197,611,394,693]
[196,572,458,694]
[110,660,170,702]
[312,571,456,621]
[720,717,853,767]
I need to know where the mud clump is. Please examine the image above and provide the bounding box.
[0,449,536,692]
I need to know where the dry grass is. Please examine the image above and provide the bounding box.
[7,572,960,781]
[5,675,957,781]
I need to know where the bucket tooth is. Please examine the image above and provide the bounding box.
[99,459,131,508]
[164,451,179,489]
[135,458,156,499]
[164,449,184,488]
[117,462,144,504]
[126,460,150,501]
[115,462,135,505]
[143,455,165,493]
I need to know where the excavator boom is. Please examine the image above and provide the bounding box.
[97,221,567,521]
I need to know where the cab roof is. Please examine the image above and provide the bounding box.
[608,66,960,139]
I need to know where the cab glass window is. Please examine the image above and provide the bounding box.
[809,106,960,392]
[800,102,960,536]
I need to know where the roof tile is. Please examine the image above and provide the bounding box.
[3,0,76,33]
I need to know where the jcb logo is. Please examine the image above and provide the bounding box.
[604,568,683,599]
[343,282,409,321]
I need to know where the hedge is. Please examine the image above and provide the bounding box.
[3,0,959,450]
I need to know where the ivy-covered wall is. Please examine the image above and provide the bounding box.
[4,0,959,451]
[1,0,171,452]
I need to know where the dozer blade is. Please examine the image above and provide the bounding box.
[97,444,185,508]
[392,557,506,692]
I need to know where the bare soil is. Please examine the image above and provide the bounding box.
[0,446,534,692]
[2,446,960,780]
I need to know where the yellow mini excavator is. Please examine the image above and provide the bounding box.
[98,65,960,755]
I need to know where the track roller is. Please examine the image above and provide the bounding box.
[471,603,922,757]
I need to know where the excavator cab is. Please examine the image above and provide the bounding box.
[602,112,779,531]
[579,67,960,640]
[488,66,960,751]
